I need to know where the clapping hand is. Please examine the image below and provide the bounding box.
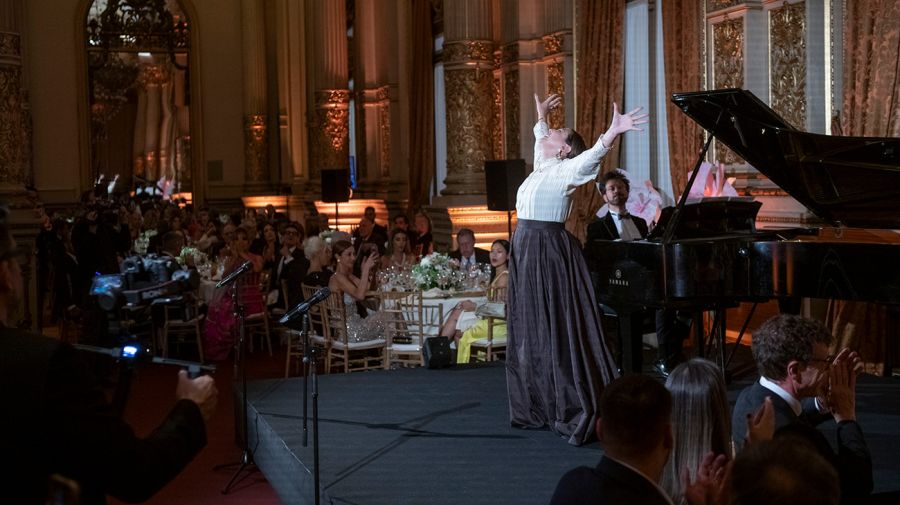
[683,452,728,505]
[746,396,775,445]
[828,349,858,423]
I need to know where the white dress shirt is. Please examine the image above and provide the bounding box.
[759,376,802,416]
[516,121,612,223]
[609,210,643,241]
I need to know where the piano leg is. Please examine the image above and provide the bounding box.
[618,309,645,375]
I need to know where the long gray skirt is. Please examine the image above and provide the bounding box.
[506,219,619,445]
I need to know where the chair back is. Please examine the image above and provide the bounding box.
[301,283,329,338]
[488,286,507,303]
[323,290,349,345]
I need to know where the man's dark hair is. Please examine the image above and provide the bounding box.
[752,314,834,380]
[393,213,409,225]
[599,375,672,458]
[161,231,185,255]
[284,221,305,240]
[565,130,587,158]
[456,228,475,241]
[731,435,839,505]
[600,170,631,193]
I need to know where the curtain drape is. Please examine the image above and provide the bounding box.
[826,0,900,376]
[566,0,625,243]
[407,0,435,213]
[661,0,704,197]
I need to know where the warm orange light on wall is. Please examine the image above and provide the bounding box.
[446,205,516,250]
[313,199,389,232]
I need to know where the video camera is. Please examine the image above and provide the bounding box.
[91,254,200,311]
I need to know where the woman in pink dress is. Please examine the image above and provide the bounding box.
[203,227,264,362]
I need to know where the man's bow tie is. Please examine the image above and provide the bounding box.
[614,212,631,220]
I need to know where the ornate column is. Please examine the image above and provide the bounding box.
[440,0,494,195]
[0,0,41,330]
[242,0,269,191]
[308,1,350,179]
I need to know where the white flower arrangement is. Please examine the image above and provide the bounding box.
[177,246,207,267]
[411,252,467,291]
[133,229,158,255]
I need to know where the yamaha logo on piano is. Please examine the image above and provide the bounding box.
[609,269,629,287]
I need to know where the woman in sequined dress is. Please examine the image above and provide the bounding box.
[328,240,390,342]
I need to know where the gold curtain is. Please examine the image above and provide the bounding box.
[566,0,625,243]
[407,0,435,212]
[661,0,704,197]
[826,0,900,376]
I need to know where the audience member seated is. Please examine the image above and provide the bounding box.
[381,228,417,270]
[729,434,839,505]
[252,222,281,272]
[352,216,387,256]
[391,213,419,245]
[269,222,308,309]
[195,219,221,255]
[302,236,333,288]
[0,206,219,505]
[549,375,674,505]
[660,358,732,505]
[449,227,490,271]
[413,211,433,257]
[440,239,509,363]
[202,227,264,361]
[328,240,390,342]
[364,205,388,238]
[731,314,872,505]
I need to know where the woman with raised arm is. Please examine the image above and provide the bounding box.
[507,93,648,445]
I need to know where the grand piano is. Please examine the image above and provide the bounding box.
[585,88,900,373]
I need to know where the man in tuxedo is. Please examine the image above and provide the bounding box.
[0,205,217,505]
[271,222,309,309]
[448,228,489,271]
[364,206,388,238]
[731,314,872,505]
[586,171,648,242]
[550,375,674,505]
[352,217,387,256]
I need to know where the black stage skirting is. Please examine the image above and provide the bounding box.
[246,362,900,505]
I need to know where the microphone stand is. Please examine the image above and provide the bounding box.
[214,272,256,494]
[299,311,321,505]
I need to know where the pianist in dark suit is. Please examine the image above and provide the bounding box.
[585,171,649,242]
[731,314,872,505]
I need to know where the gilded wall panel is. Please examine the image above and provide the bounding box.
[770,1,806,129]
[547,61,565,129]
[443,40,493,65]
[504,69,520,160]
[309,89,350,177]
[243,114,268,183]
[707,0,740,12]
[444,68,494,194]
[713,18,744,164]
[492,72,503,160]
[376,86,391,178]
[542,34,563,55]
[0,32,30,186]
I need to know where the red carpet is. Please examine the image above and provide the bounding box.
[109,348,288,505]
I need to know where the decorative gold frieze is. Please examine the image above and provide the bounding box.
[443,40,494,65]
[504,69,520,159]
[542,34,563,55]
[713,17,744,164]
[0,66,31,185]
[0,32,22,59]
[492,72,503,160]
[310,89,351,176]
[707,0,739,12]
[244,114,268,183]
[547,61,565,128]
[770,1,806,130]
[443,68,493,194]
[377,86,391,178]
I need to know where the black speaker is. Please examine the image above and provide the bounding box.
[423,336,452,369]
[321,169,350,203]
[485,159,527,211]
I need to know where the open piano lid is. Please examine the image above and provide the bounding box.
[671,88,900,229]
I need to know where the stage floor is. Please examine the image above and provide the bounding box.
[246,362,900,505]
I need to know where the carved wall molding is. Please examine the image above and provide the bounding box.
[501,42,519,65]
[0,32,22,61]
[769,1,806,129]
[443,68,493,195]
[707,0,741,12]
[243,114,268,183]
[713,17,744,164]
[376,86,391,179]
[542,34,564,55]
[504,68,520,160]
[491,71,503,160]
[443,40,494,66]
[309,89,350,176]
[0,31,31,186]
[547,60,566,128]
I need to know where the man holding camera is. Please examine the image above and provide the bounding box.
[0,207,218,504]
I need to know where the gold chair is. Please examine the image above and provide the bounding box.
[159,293,205,362]
[469,286,507,362]
[284,283,331,377]
[384,291,443,368]
[243,275,273,356]
[323,291,387,373]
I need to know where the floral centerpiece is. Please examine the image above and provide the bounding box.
[411,252,467,291]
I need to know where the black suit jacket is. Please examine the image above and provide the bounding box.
[586,212,649,242]
[731,381,872,504]
[449,247,491,266]
[550,456,672,505]
[271,246,309,308]
[0,328,206,505]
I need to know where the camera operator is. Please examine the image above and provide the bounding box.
[0,207,218,505]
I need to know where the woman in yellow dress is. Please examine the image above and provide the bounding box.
[440,239,509,363]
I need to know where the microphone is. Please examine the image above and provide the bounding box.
[216,260,253,288]
[280,287,331,324]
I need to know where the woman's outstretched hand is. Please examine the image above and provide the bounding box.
[600,103,650,147]
[534,93,562,120]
